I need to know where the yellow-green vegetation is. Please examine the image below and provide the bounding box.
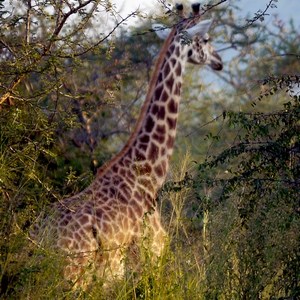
[1,140,300,299]
[1,0,300,299]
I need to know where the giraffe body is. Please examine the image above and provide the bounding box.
[33,3,222,286]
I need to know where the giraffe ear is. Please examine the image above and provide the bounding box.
[152,24,171,40]
[186,19,213,38]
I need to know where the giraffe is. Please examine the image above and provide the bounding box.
[32,3,223,287]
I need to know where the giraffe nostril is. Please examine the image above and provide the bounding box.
[212,61,223,71]
[211,52,223,71]
[188,49,193,57]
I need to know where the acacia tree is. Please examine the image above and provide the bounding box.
[0,0,140,295]
[2,1,115,102]
[0,0,137,182]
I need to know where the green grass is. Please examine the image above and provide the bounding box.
[1,152,299,299]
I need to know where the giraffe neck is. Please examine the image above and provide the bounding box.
[97,30,187,193]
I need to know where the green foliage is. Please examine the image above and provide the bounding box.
[192,76,300,299]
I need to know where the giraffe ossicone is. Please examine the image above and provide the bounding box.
[32,2,223,287]
[153,19,213,40]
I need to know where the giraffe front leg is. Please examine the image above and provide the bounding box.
[64,246,126,288]
[151,226,167,259]
[143,210,167,261]
[94,246,126,282]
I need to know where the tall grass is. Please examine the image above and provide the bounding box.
[1,151,299,299]
[0,152,205,299]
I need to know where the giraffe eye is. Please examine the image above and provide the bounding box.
[203,33,210,44]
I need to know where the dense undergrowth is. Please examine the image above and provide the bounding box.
[1,84,300,299]
[1,0,300,298]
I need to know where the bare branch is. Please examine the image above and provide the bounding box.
[0,75,26,105]
[201,0,228,14]
[0,0,105,105]
[56,10,138,58]
[185,112,224,137]
[55,0,63,30]
[25,0,32,45]
[273,53,300,59]
[47,0,98,53]
[0,39,16,57]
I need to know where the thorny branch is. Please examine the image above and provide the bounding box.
[185,112,224,137]
[157,0,227,16]
[56,10,138,58]
[149,0,227,37]
[48,0,96,52]
[25,0,32,45]
[0,0,135,105]
[201,0,228,14]
[274,53,300,59]
[244,0,278,28]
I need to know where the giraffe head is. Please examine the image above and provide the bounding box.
[152,3,223,71]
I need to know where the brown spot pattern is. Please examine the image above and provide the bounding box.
[168,98,178,114]
[160,90,169,102]
[166,75,174,92]
[175,63,182,76]
[174,83,181,96]
[154,84,163,100]
[148,142,159,164]
[167,117,177,130]
[154,164,165,178]
[157,105,166,120]
[156,124,166,134]
[145,115,154,133]
[139,134,149,143]
[163,63,171,79]
[153,132,165,144]
[167,135,175,148]
[135,149,146,161]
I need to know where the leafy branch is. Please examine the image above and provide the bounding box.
[0,0,136,105]
[245,0,278,27]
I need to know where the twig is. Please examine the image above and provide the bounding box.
[185,112,224,137]
[244,0,277,28]
[201,0,228,13]
[273,53,300,59]
[56,10,138,58]
[25,0,32,45]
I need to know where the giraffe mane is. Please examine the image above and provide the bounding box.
[96,27,177,179]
